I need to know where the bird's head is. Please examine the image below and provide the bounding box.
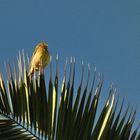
[35,42,48,50]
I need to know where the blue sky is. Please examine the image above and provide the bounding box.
[0,0,140,130]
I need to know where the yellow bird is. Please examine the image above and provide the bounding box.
[28,42,50,77]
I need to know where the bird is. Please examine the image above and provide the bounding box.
[28,42,50,77]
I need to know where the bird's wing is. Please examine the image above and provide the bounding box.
[29,46,39,66]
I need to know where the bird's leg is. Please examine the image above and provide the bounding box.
[40,59,44,75]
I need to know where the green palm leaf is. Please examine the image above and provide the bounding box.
[0,51,139,140]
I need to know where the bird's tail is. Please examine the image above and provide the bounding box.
[28,68,34,78]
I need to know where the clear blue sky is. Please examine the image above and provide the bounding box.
[0,0,140,130]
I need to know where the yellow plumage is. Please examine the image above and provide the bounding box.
[29,42,50,76]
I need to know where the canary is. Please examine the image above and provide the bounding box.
[28,42,50,77]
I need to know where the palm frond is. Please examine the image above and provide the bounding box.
[0,51,139,140]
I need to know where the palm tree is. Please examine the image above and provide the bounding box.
[0,52,139,140]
